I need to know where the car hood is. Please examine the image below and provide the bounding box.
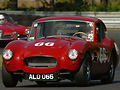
[0,23,27,34]
[23,37,80,57]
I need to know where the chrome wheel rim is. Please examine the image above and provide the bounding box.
[85,63,90,80]
[109,62,114,78]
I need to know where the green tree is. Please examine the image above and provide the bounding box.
[9,0,17,10]
[50,0,54,9]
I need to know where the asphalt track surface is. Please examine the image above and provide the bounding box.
[0,30,120,90]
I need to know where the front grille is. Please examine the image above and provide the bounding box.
[24,56,57,68]
[18,34,27,38]
[2,35,12,38]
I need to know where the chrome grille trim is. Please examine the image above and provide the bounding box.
[28,63,57,68]
[2,35,12,38]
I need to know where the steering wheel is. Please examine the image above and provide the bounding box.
[73,32,88,37]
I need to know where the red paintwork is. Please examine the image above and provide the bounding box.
[0,14,28,41]
[3,16,119,76]
[34,16,100,22]
[0,22,27,35]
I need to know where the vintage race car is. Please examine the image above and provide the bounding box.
[2,16,119,87]
[0,13,29,42]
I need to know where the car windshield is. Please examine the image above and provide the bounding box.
[28,20,94,41]
[5,16,15,24]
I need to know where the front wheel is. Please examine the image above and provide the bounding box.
[2,63,18,87]
[74,54,91,86]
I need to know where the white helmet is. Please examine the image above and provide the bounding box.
[0,15,5,19]
[0,15,5,24]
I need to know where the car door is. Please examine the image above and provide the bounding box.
[96,22,109,73]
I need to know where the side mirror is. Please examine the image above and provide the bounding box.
[34,23,38,28]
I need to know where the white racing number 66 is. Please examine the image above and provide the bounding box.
[100,47,107,63]
[35,42,54,46]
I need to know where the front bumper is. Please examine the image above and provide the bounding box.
[3,55,82,74]
[0,35,27,41]
[0,38,27,42]
[13,69,72,81]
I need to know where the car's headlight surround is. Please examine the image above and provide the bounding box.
[3,49,13,60]
[68,49,78,60]
[25,28,30,35]
[0,30,3,38]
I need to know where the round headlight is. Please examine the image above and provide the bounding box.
[68,49,78,60]
[0,30,3,33]
[25,29,30,35]
[0,30,3,38]
[3,49,13,60]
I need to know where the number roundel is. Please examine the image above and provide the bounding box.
[100,47,107,63]
[35,42,54,46]
[35,42,44,46]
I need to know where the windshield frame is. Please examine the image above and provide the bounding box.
[5,16,15,24]
[28,20,95,42]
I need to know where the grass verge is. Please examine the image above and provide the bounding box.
[0,54,2,69]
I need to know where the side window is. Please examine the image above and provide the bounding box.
[96,22,106,42]
[35,23,43,39]
[28,26,35,41]
[96,22,101,42]
[101,22,106,40]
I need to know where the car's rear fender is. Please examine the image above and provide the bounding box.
[102,38,119,69]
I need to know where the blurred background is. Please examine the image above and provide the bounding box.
[0,0,120,28]
[0,0,120,71]
[0,0,120,12]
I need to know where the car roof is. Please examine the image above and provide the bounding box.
[34,16,101,23]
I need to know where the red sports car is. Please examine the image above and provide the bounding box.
[0,13,29,42]
[2,16,119,87]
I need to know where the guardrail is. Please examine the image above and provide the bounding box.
[0,11,120,28]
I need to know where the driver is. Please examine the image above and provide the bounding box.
[0,15,5,25]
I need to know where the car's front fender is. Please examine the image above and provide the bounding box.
[3,40,27,71]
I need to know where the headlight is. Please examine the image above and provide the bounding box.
[25,29,30,35]
[0,30,3,33]
[68,49,78,60]
[3,49,13,60]
[0,30,3,38]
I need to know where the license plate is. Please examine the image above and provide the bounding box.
[28,73,56,81]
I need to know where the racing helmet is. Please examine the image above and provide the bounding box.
[0,15,5,24]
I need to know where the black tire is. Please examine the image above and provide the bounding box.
[101,53,115,84]
[2,63,18,87]
[35,81,47,86]
[74,54,91,86]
